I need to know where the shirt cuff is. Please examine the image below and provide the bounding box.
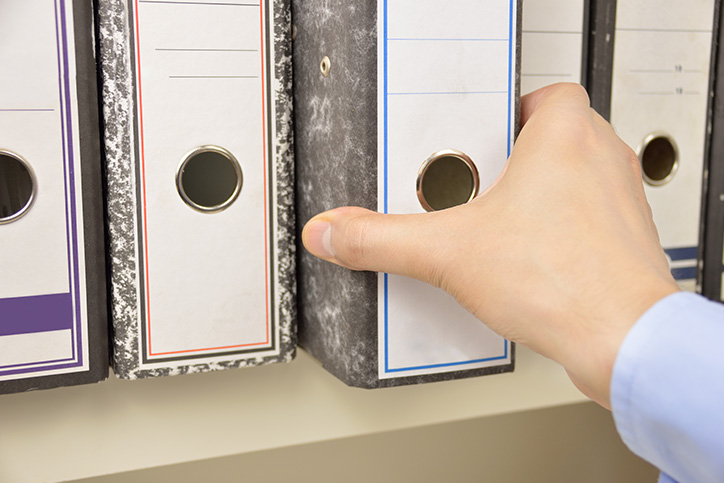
[611,291,724,483]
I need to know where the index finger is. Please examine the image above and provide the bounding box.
[520,83,593,128]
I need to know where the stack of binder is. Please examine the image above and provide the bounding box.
[6,0,722,395]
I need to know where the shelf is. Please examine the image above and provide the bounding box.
[0,345,586,482]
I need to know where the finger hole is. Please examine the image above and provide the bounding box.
[176,145,243,213]
[0,150,36,224]
[416,149,480,212]
[638,133,679,186]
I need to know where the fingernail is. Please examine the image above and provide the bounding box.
[304,219,335,259]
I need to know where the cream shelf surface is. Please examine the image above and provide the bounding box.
[0,346,586,482]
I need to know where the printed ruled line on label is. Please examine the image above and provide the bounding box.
[637,91,701,96]
[168,75,259,78]
[156,48,258,52]
[630,69,704,74]
[638,91,701,96]
[522,73,573,77]
[631,69,679,73]
[0,108,55,112]
[388,91,508,96]
[138,0,259,6]
[617,27,711,33]
[522,30,582,34]
[388,38,508,42]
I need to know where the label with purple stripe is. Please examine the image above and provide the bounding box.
[0,0,88,380]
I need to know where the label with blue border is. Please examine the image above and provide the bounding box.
[377,0,517,379]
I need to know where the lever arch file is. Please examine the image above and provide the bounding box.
[294,0,519,388]
[0,0,109,394]
[96,0,295,379]
[589,0,718,291]
[521,0,589,95]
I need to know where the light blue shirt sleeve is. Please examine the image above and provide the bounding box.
[611,292,724,483]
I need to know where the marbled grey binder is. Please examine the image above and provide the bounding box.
[96,0,295,379]
[294,1,520,388]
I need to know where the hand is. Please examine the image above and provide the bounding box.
[301,83,679,408]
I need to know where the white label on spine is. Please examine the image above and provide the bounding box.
[521,0,585,94]
[376,0,516,379]
[132,0,280,368]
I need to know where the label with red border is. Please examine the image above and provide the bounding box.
[131,0,278,367]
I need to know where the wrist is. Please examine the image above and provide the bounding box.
[562,278,680,409]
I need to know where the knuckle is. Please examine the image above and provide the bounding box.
[557,82,590,103]
[622,146,643,177]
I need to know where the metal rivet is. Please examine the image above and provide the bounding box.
[320,56,331,78]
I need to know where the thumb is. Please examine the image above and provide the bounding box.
[302,206,447,283]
